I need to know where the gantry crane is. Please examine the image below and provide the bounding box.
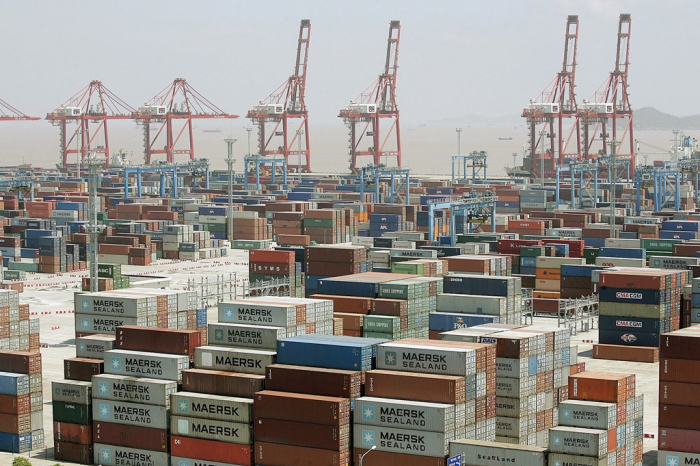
[0,99,40,122]
[247,20,311,172]
[340,20,401,173]
[522,15,581,178]
[134,78,238,164]
[46,81,134,168]
[580,14,634,175]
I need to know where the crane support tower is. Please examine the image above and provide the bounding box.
[340,20,402,173]
[247,20,312,172]
[580,14,634,175]
[522,15,581,178]
[46,81,135,169]
[134,78,238,164]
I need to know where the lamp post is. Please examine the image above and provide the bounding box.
[607,139,619,238]
[456,128,462,180]
[245,126,253,157]
[224,136,238,244]
[359,445,377,466]
[297,129,304,184]
[539,130,547,186]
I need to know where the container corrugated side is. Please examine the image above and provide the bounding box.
[104,349,189,382]
[255,441,348,466]
[93,443,170,466]
[76,334,116,359]
[254,417,349,450]
[353,448,447,466]
[0,372,29,396]
[547,453,609,466]
[254,390,350,425]
[171,415,252,444]
[548,426,609,457]
[171,392,253,423]
[353,424,449,457]
[171,435,253,465]
[658,450,700,466]
[449,439,547,466]
[92,399,169,429]
[92,421,168,452]
[437,294,507,315]
[52,380,92,405]
[92,374,177,407]
[217,301,297,327]
[74,313,142,334]
[182,369,264,399]
[170,457,241,466]
[276,338,373,371]
[558,400,617,430]
[354,396,454,432]
[75,294,147,317]
[208,322,285,350]
[376,343,476,376]
[194,346,276,375]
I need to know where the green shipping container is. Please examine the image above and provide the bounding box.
[53,401,93,425]
[363,331,399,340]
[232,240,271,250]
[520,246,546,258]
[97,263,121,279]
[8,262,39,273]
[391,262,424,275]
[640,238,682,252]
[303,218,335,228]
[583,247,599,265]
[363,315,401,333]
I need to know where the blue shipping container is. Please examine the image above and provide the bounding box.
[662,220,700,232]
[0,372,29,396]
[0,432,31,453]
[561,264,606,277]
[660,231,699,240]
[318,277,377,297]
[598,287,663,305]
[598,315,662,334]
[583,237,606,247]
[598,247,646,259]
[277,337,375,371]
[598,329,660,347]
[442,275,513,297]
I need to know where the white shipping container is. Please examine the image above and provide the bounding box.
[75,314,143,334]
[93,399,169,429]
[52,380,92,405]
[104,350,189,383]
[218,301,297,327]
[194,346,276,375]
[437,293,506,316]
[208,323,285,350]
[171,415,252,444]
[171,457,241,466]
[354,397,455,433]
[496,376,535,398]
[594,257,646,268]
[449,438,547,466]
[649,256,700,269]
[75,293,148,318]
[549,426,609,457]
[76,334,116,360]
[536,257,586,268]
[604,238,641,248]
[558,400,617,430]
[376,343,476,376]
[496,357,529,378]
[94,443,169,466]
[171,392,253,423]
[547,453,610,466]
[92,374,177,407]
[496,416,528,437]
[353,424,449,457]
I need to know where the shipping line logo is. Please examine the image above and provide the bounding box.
[214,329,224,341]
[562,409,571,418]
[621,334,637,343]
[384,351,397,366]
[81,299,90,311]
[99,404,110,418]
[110,357,121,371]
[179,461,190,466]
[362,429,375,446]
[178,399,189,413]
[178,418,189,434]
[363,406,375,421]
[81,318,90,329]
[666,456,678,466]
[552,435,562,446]
[98,382,109,396]
[101,448,111,463]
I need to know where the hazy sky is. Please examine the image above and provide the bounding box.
[2,0,699,126]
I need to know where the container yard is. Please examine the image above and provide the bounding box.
[2,4,700,466]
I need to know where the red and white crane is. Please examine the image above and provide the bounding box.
[0,99,40,122]
[579,14,634,173]
[247,19,312,172]
[340,20,401,173]
[46,80,134,168]
[522,15,581,178]
[134,78,238,164]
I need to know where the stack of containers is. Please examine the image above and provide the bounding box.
[303,209,344,244]
[52,379,94,463]
[487,327,572,447]
[562,371,642,466]
[249,249,301,298]
[660,219,700,241]
[0,350,42,454]
[253,391,351,466]
[372,338,497,444]
[534,256,586,295]
[595,268,686,362]
[449,439,547,466]
[304,245,368,297]
[560,264,605,299]
[369,212,403,238]
[658,327,700,463]
[0,290,38,351]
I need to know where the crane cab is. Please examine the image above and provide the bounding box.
[139,105,167,116]
[345,103,377,114]
[55,107,82,117]
[253,104,284,115]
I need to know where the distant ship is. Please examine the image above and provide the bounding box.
[499,137,513,141]
[203,128,223,133]
[505,166,532,177]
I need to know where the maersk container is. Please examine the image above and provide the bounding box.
[496,376,535,398]
[277,338,374,371]
[549,426,609,457]
[217,301,297,327]
[429,313,498,332]
[496,396,531,418]
[496,416,528,437]
[75,313,143,334]
[104,349,189,383]
[598,315,661,333]
[74,294,148,317]
[52,380,92,405]
[194,346,276,375]
[599,329,660,347]
[650,256,700,269]
[171,415,252,444]
[93,399,169,429]
[75,334,116,360]
[598,287,663,305]
[93,443,169,466]
[171,392,253,423]
[0,372,29,396]
[496,357,530,378]
[449,438,547,466]
[0,431,31,453]
[376,343,476,377]
[354,396,455,433]
[548,453,609,466]
[208,322,285,350]
[658,450,700,466]
[437,294,506,315]
[443,275,520,297]
[92,374,177,407]
[558,400,617,430]
[354,423,449,457]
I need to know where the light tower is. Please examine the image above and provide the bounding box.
[86,153,106,292]
[247,20,312,172]
[224,137,238,243]
[340,20,402,172]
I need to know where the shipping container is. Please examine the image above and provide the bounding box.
[276,337,376,371]
[64,358,104,382]
[52,380,92,405]
[53,401,92,425]
[171,435,253,465]
[660,358,700,384]
[660,332,700,360]
[547,453,609,466]
[254,390,350,425]
[75,313,142,334]
[254,417,348,449]
[116,326,201,356]
[0,350,41,374]
[93,443,170,466]
[93,421,168,452]
[208,322,285,350]
[255,441,348,466]
[569,372,634,403]
[217,301,297,327]
[182,369,264,399]
[171,415,252,444]
[170,457,244,466]
[75,294,150,317]
[558,400,617,430]
[353,424,449,457]
[659,403,700,430]
[54,440,92,463]
[0,413,30,434]
[659,427,700,454]
[92,374,177,407]
[365,370,466,404]
[194,346,276,375]
[659,381,700,407]
[548,426,611,457]
[104,349,189,382]
[658,450,700,466]
[354,396,454,432]
[171,392,253,423]
[92,399,169,429]
[449,439,547,466]
[76,334,116,360]
[0,371,29,396]
[264,364,362,398]
[53,421,93,445]
[376,342,476,376]
[0,394,29,415]
[353,448,447,466]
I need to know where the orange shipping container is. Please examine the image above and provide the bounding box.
[568,371,635,403]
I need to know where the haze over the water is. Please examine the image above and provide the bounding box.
[0,0,698,174]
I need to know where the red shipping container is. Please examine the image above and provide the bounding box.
[660,358,700,384]
[353,448,447,466]
[255,441,349,466]
[93,421,168,451]
[249,249,295,264]
[54,441,94,464]
[116,325,201,357]
[659,427,700,453]
[254,417,349,449]
[0,350,41,374]
[254,391,350,425]
[54,421,93,444]
[569,372,634,403]
[0,394,30,415]
[171,435,253,465]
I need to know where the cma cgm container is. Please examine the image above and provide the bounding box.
[170,392,253,423]
[194,346,276,375]
[207,322,285,350]
[354,397,455,432]
[449,439,547,466]
[217,301,297,327]
[93,443,169,466]
[92,374,177,407]
[104,349,189,383]
[92,399,169,429]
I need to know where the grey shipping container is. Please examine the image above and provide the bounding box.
[207,322,285,350]
[598,301,665,319]
[548,426,608,457]
[376,343,476,377]
[496,358,529,378]
[496,397,532,418]
[496,376,535,398]
[353,423,450,457]
[93,443,170,466]
[449,439,547,466]
[52,380,92,405]
[75,294,148,317]
[92,374,177,407]
[171,415,252,445]
[437,294,507,315]
[354,397,454,433]
[547,453,609,466]
[171,392,253,423]
[194,346,276,375]
[76,334,116,360]
[558,400,617,430]
[217,301,296,327]
[104,349,189,383]
[92,399,169,429]
[75,314,143,334]
[658,450,700,466]
[496,416,529,438]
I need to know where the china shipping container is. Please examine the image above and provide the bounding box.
[182,369,264,399]
[170,392,253,423]
[92,374,177,407]
[170,435,253,465]
[92,421,168,451]
[92,443,170,466]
